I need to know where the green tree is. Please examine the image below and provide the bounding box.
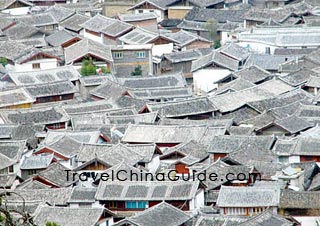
[205,18,218,41]
[46,222,60,226]
[131,65,142,76]
[0,57,8,67]
[213,40,221,49]
[80,57,97,76]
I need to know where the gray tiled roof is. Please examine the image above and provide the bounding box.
[185,7,245,23]
[0,140,26,170]
[280,189,320,209]
[2,21,40,40]
[68,186,97,203]
[81,14,133,37]
[64,38,113,64]
[59,13,90,32]
[129,0,178,10]
[96,180,200,201]
[122,124,225,144]
[0,0,32,10]
[25,80,77,98]
[43,135,82,158]
[20,154,54,170]
[217,186,280,207]
[11,12,58,27]
[244,54,295,71]
[46,5,75,22]
[90,79,125,101]
[233,65,271,84]
[44,130,101,144]
[145,97,216,118]
[1,106,70,125]
[114,202,191,226]
[212,51,240,71]
[117,72,187,89]
[46,30,79,47]
[209,79,295,113]
[279,68,318,86]
[3,188,72,205]
[119,27,158,45]
[63,100,113,114]
[163,30,211,48]
[238,210,294,226]
[207,135,274,154]
[274,137,320,156]
[128,87,193,100]
[8,65,80,85]
[34,206,105,226]
[0,173,17,188]
[118,13,157,22]
[0,87,35,108]
[36,162,76,187]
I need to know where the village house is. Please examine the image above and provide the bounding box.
[0,87,35,109]
[273,137,320,163]
[111,44,153,77]
[33,205,113,226]
[121,124,226,148]
[128,0,176,22]
[0,140,26,177]
[117,13,158,31]
[65,38,114,71]
[0,0,33,15]
[139,97,216,119]
[59,13,90,34]
[113,202,192,226]
[0,41,60,72]
[217,186,280,216]
[238,26,320,55]
[81,14,134,45]
[0,106,70,130]
[20,153,56,180]
[34,135,82,168]
[95,180,205,213]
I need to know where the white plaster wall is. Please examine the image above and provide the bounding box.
[237,41,276,54]
[134,9,163,22]
[83,29,103,44]
[146,156,160,173]
[289,155,300,164]
[2,7,30,15]
[14,59,58,72]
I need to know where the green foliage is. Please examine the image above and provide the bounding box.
[213,40,221,49]
[80,57,97,76]
[80,57,111,76]
[205,19,218,41]
[46,222,60,226]
[131,65,142,76]
[0,57,8,67]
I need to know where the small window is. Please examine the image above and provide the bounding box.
[113,52,123,59]
[9,165,14,173]
[126,201,147,209]
[28,169,37,175]
[136,51,146,58]
[149,10,154,12]
[138,201,147,208]
[265,47,270,54]
[52,123,61,129]
[138,10,143,13]
[109,201,117,208]
[32,63,40,69]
